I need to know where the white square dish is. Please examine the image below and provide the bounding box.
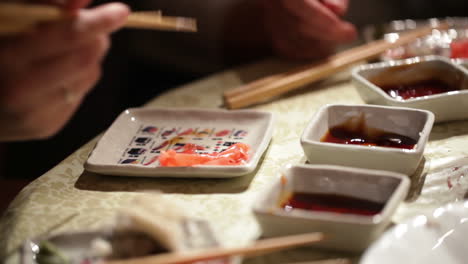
[85,108,274,178]
[300,104,434,175]
[352,56,468,122]
[253,165,410,252]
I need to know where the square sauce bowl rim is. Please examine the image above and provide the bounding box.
[253,164,410,225]
[352,55,468,103]
[300,104,434,154]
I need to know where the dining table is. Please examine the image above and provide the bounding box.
[2,56,468,264]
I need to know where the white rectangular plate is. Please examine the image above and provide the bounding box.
[85,108,274,178]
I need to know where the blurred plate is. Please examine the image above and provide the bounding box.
[85,108,274,178]
[21,220,231,264]
[22,231,110,264]
[363,17,468,64]
[360,201,468,264]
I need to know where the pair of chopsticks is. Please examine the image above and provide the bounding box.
[0,2,197,35]
[223,23,449,109]
[105,232,323,264]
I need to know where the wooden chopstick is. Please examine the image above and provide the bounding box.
[0,3,197,34]
[289,259,351,264]
[223,23,448,109]
[104,232,323,264]
[126,11,197,32]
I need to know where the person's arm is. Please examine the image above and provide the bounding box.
[224,0,357,60]
[126,0,356,74]
[0,0,129,141]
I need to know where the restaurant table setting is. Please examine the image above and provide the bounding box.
[1,15,468,264]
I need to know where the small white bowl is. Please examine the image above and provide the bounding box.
[300,104,434,175]
[352,56,468,122]
[253,165,410,252]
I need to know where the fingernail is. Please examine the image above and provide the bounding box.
[107,3,130,21]
[323,0,345,6]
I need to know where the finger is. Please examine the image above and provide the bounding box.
[264,0,302,38]
[33,0,66,6]
[26,69,100,139]
[65,0,93,11]
[0,34,29,74]
[321,0,349,16]
[29,63,101,114]
[264,1,336,59]
[26,35,107,100]
[272,28,334,60]
[2,35,109,112]
[264,3,310,59]
[33,0,93,12]
[2,91,80,141]
[280,0,356,42]
[0,64,99,141]
[280,0,334,22]
[11,2,128,62]
[289,38,335,60]
[65,63,101,100]
[297,17,356,43]
[303,0,356,42]
[42,63,99,112]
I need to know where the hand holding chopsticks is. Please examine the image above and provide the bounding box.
[223,23,448,109]
[0,2,127,140]
[0,2,197,35]
[104,232,323,264]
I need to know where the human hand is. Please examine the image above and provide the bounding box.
[0,0,129,141]
[262,0,357,59]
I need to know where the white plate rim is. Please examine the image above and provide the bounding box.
[84,108,274,178]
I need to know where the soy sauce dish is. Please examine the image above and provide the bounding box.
[300,104,434,175]
[352,56,468,122]
[253,165,410,252]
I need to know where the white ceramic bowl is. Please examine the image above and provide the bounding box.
[361,201,468,264]
[352,56,468,122]
[300,104,434,175]
[253,165,410,252]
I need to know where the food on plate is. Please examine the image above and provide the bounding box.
[159,143,250,167]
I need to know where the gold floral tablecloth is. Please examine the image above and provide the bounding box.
[2,58,468,264]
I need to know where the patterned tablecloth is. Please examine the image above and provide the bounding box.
[2,58,468,264]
